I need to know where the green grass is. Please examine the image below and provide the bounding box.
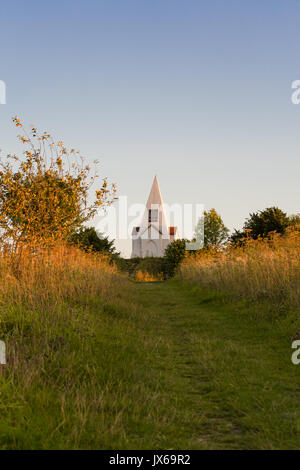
[1,276,300,449]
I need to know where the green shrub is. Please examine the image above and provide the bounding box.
[164,240,187,277]
[70,227,119,257]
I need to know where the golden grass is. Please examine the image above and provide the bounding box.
[134,270,164,282]
[0,244,121,311]
[0,244,141,448]
[180,229,300,311]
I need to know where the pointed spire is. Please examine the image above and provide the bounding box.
[140,176,169,234]
[146,175,164,209]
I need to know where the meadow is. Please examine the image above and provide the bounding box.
[0,236,299,449]
[180,229,300,315]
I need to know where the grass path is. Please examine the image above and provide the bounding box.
[127,279,300,449]
[2,277,300,449]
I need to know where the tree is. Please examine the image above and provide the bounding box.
[230,229,249,245]
[0,117,116,249]
[288,214,300,228]
[244,207,289,239]
[70,227,119,256]
[194,208,229,248]
[164,239,187,277]
[230,207,290,244]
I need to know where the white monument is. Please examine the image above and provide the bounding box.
[131,176,178,258]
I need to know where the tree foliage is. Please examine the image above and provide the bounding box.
[194,208,229,248]
[288,214,300,229]
[0,117,116,249]
[164,239,187,277]
[70,227,119,256]
[230,207,290,244]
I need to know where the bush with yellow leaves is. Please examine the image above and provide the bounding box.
[0,117,116,250]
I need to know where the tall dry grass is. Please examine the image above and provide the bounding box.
[180,229,300,311]
[0,244,138,448]
[0,244,120,311]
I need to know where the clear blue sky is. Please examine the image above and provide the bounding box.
[0,0,300,256]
